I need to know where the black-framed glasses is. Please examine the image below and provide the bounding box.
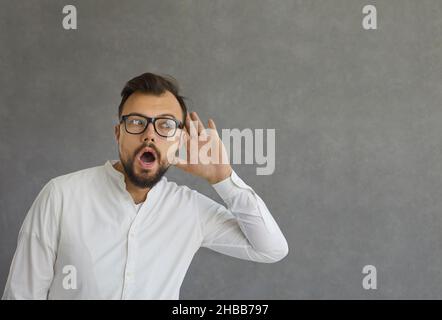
[120,113,184,137]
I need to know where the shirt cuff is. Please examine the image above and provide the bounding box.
[212,170,254,200]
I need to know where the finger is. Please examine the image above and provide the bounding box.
[184,112,191,133]
[207,118,219,138]
[182,129,192,162]
[174,129,190,165]
[186,112,198,138]
[184,112,190,132]
[191,112,207,138]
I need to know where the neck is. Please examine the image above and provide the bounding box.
[113,161,150,204]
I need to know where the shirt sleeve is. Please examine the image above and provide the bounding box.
[2,179,60,300]
[196,170,289,263]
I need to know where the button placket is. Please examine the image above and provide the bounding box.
[121,204,139,299]
[117,177,163,299]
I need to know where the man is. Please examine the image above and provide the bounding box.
[2,72,288,299]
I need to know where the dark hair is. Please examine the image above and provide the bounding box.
[118,72,188,123]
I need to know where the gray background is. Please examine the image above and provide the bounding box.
[1,0,442,299]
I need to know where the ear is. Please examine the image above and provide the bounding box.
[114,124,120,143]
[178,128,189,149]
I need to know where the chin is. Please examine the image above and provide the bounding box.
[136,166,157,176]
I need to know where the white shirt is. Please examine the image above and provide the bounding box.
[134,202,144,214]
[2,160,288,300]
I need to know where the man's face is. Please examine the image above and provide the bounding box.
[114,91,184,189]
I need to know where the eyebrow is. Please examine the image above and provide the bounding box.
[157,113,177,118]
[127,112,178,120]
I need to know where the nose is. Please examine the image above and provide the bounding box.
[142,122,156,142]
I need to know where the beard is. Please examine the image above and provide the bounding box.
[119,144,170,189]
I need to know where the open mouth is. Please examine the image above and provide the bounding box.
[137,148,158,169]
[141,151,156,164]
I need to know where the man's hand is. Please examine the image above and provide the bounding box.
[174,112,232,184]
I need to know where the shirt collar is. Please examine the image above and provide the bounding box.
[104,159,127,190]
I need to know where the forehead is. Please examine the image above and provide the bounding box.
[122,91,183,119]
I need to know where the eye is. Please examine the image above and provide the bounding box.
[128,118,145,126]
[159,119,176,128]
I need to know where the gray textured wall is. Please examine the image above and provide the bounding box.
[1,0,442,299]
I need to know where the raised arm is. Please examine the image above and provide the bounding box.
[196,170,289,263]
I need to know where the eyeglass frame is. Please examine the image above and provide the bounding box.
[119,112,185,138]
